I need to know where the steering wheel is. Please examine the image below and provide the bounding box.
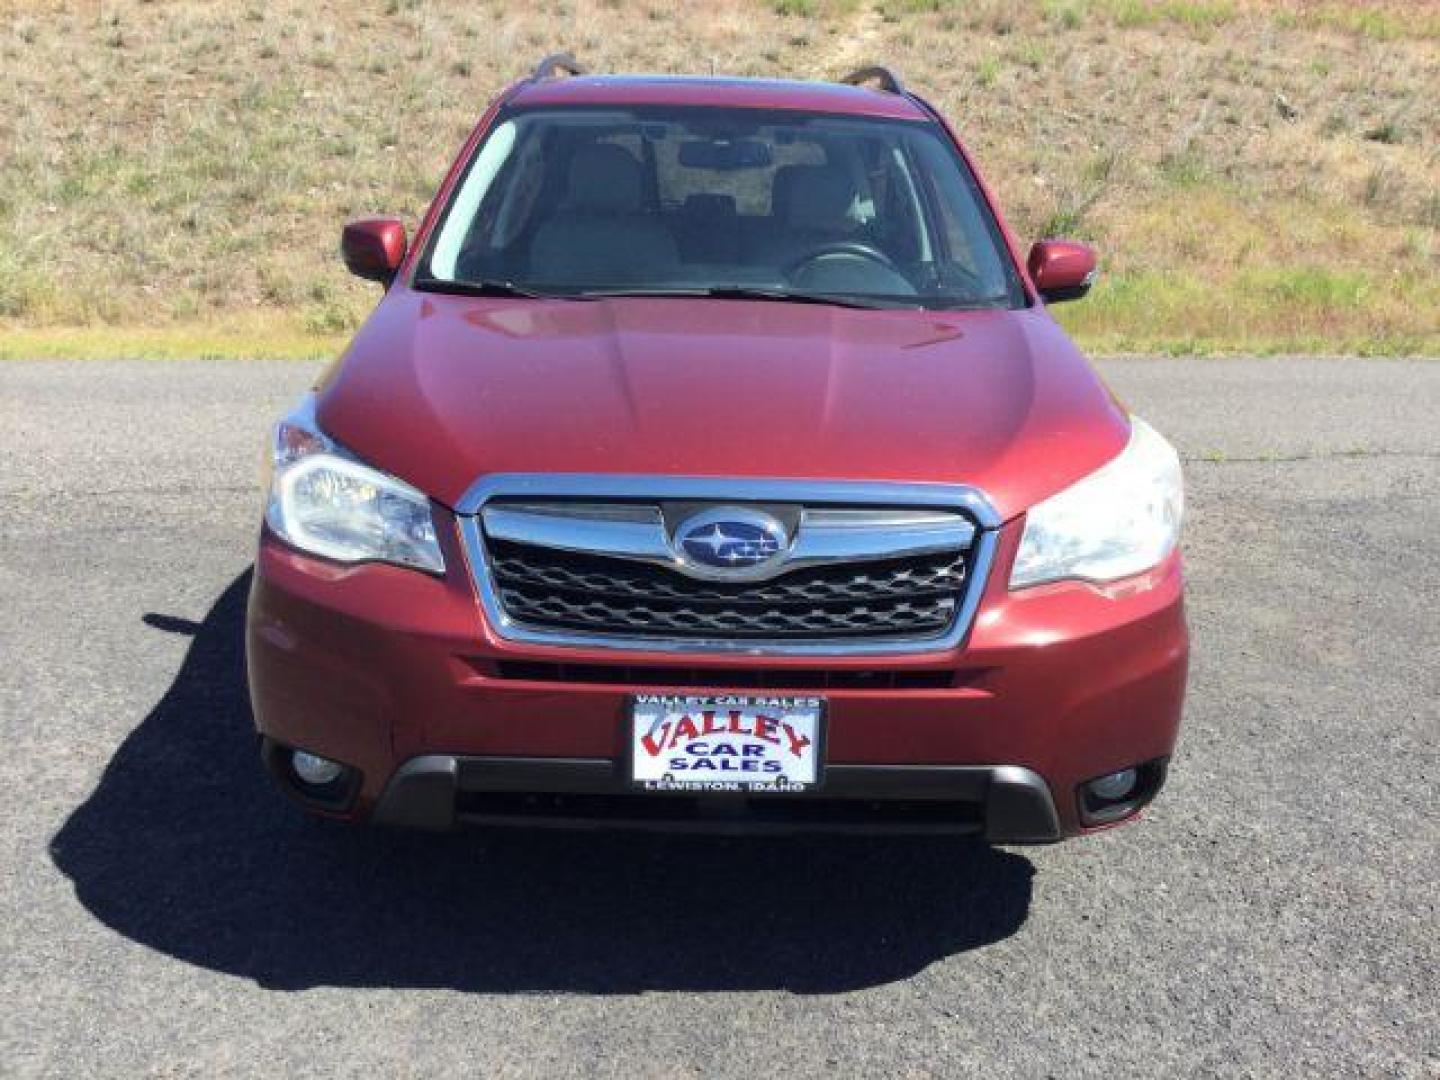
[783,241,896,280]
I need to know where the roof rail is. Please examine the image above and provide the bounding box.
[839,65,905,95]
[531,52,586,81]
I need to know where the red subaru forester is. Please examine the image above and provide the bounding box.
[248,56,1187,841]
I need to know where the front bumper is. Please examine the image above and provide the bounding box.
[247,517,1188,839]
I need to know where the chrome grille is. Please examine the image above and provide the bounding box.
[471,492,987,649]
[489,540,967,639]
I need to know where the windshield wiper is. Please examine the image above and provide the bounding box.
[412,276,574,300]
[706,286,920,310]
[578,286,919,310]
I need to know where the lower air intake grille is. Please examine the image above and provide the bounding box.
[492,661,959,690]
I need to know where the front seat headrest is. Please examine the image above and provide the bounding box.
[771,164,858,233]
[564,144,644,214]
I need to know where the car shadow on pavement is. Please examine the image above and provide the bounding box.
[50,571,1034,994]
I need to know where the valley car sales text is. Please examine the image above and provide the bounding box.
[634,695,819,791]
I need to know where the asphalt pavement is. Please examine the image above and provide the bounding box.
[0,357,1435,1077]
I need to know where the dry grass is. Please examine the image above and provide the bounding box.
[1,0,1436,356]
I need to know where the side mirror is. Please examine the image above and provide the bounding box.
[341,217,407,285]
[1027,240,1097,304]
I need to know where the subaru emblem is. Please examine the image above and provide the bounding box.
[673,508,788,575]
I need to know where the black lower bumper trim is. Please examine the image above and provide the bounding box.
[371,756,1061,842]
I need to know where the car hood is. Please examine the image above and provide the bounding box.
[316,292,1128,521]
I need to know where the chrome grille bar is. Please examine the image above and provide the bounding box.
[481,502,976,580]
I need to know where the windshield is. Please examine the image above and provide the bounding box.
[419,105,1024,309]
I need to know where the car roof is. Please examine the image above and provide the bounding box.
[507,74,933,121]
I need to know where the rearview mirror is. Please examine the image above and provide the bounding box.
[678,139,773,170]
[342,217,407,285]
[1027,240,1097,304]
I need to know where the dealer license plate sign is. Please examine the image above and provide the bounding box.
[629,694,824,793]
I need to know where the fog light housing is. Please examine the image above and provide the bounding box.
[1078,759,1169,826]
[1088,768,1137,801]
[259,738,361,813]
[292,750,344,787]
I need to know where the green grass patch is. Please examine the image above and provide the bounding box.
[878,0,955,16]
[1157,148,1213,187]
[1241,267,1371,309]
[1054,268,1439,357]
[1042,0,1234,30]
[0,323,344,361]
[1282,5,1440,42]
[1041,0,1086,29]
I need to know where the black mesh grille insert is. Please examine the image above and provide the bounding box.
[485,539,971,641]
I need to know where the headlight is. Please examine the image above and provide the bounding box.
[263,396,445,574]
[1010,416,1182,589]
